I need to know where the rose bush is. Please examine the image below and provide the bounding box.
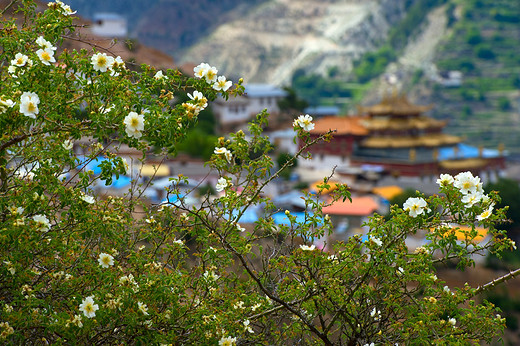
[0,1,517,344]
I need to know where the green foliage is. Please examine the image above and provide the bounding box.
[291,69,352,106]
[485,178,520,233]
[277,86,308,112]
[353,45,396,83]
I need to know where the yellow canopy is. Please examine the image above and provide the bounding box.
[433,224,488,243]
[140,164,170,177]
[372,185,404,201]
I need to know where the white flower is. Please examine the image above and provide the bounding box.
[119,274,138,286]
[36,36,56,50]
[153,70,168,80]
[403,197,428,217]
[193,62,210,79]
[4,261,15,275]
[370,307,381,320]
[62,139,74,150]
[68,314,83,328]
[476,205,494,221]
[50,1,76,15]
[218,336,237,346]
[454,171,481,195]
[137,301,149,316]
[19,92,40,119]
[299,244,315,251]
[36,48,56,66]
[97,253,114,268]
[448,317,456,327]
[293,114,315,132]
[79,296,99,318]
[214,147,232,163]
[11,53,31,67]
[371,237,382,247]
[436,173,454,187]
[243,319,254,333]
[32,214,51,232]
[80,193,95,204]
[204,65,218,84]
[215,177,229,192]
[123,111,145,139]
[213,76,232,92]
[461,191,483,208]
[203,270,219,281]
[0,97,15,114]
[236,223,246,232]
[187,90,208,111]
[91,52,114,72]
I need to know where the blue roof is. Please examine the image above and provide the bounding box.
[272,211,308,226]
[439,143,501,160]
[244,84,287,98]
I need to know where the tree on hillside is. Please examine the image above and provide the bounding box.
[0,1,517,344]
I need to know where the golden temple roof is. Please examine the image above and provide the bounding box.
[439,158,490,170]
[358,93,433,116]
[360,116,446,131]
[361,134,461,148]
[310,116,369,136]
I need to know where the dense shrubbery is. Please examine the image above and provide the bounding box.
[0,1,518,344]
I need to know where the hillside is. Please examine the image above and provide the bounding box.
[44,0,520,153]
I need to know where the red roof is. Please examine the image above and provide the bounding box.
[310,116,369,136]
[322,196,379,216]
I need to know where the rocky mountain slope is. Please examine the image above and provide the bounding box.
[180,0,409,86]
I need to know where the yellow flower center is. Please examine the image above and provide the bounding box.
[130,118,139,127]
[85,303,93,313]
[41,51,51,61]
[206,70,216,80]
[98,56,107,66]
[16,58,24,65]
[27,102,36,113]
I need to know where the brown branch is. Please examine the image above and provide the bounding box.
[474,267,520,296]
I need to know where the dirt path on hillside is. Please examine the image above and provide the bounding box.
[398,5,448,69]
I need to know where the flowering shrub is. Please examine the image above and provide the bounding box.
[0,1,518,344]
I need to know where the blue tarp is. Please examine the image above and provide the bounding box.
[272,211,308,226]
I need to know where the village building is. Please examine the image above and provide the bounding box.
[212,84,287,132]
[299,93,506,180]
[91,13,128,38]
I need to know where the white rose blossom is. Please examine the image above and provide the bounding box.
[293,114,315,132]
[403,197,428,217]
[299,244,316,251]
[454,171,481,195]
[19,92,40,119]
[212,76,232,92]
[214,147,233,163]
[79,296,99,318]
[0,97,15,114]
[215,177,229,192]
[98,253,114,268]
[91,52,114,72]
[11,53,31,67]
[123,111,145,139]
[36,48,56,66]
[153,70,167,80]
[32,214,51,232]
[436,173,454,187]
